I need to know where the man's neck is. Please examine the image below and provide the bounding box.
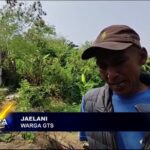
[136,81,148,93]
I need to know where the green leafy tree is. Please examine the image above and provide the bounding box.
[0,1,106,110]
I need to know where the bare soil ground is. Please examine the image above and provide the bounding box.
[0,132,84,149]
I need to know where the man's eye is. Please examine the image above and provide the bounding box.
[113,59,126,66]
[99,64,107,69]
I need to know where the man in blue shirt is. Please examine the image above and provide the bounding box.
[80,25,150,149]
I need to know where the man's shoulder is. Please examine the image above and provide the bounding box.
[84,84,109,101]
[83,84,112,112]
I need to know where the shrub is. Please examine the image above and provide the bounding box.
[17,80,31,112]
[22,132,36,142]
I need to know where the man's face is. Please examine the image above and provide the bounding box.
[96,46,147,96]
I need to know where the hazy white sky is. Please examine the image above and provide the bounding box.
[41,1,150,53]
[0,1,150,53]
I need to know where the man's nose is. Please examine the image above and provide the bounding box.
[106,67,119,83]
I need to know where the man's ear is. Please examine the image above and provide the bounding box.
[139,47,148,65]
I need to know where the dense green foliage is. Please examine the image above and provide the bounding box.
[0,1,102,112]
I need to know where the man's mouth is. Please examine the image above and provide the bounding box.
[109,81,127,89]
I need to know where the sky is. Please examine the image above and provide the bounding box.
[0,1,150,53]
[41,1,150,54]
